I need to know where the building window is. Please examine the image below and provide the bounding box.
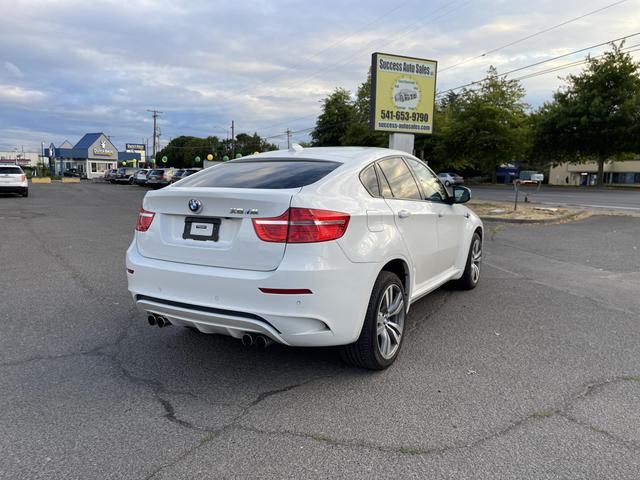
[91,162,97,173]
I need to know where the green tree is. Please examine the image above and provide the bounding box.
[437,67,529,181]
[156,133,277,166]
[156,135,220,168]
[532,43,640,186]
[234,133,278,156]
[311,88,356,146]
[342,72,388,147]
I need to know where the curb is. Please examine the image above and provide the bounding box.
[30,177,51,184]
[61,178,81,183]
[480,210,586,224]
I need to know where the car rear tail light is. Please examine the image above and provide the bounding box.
[135,207,155,232]
[21,175,26,182]
[252,210,289,242]
[252,208,350,243]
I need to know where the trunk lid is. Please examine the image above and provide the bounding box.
[0,167,24,185]
[137,186,298,271]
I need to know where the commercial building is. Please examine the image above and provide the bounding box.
[0,150,40,167]
[549,159,640,186]
[44,133,141,179]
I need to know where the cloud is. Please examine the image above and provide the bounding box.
[4,61,23,78]
[0,0,639,150]
[0,84,45,103]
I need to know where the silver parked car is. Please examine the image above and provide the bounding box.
[438,172,464,187]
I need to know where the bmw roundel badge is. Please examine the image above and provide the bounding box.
[188,199,202,213]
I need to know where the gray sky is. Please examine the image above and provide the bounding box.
[1,0,639,151]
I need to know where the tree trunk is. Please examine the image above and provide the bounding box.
[597,155,605,187]
[491,170,497,184]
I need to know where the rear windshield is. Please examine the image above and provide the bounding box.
[150,169,164,175]
[0,167,22,174]
[177,160,341,189]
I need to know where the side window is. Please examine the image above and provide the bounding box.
[377,157,421,200]
[359,165,380,197]
[405,158,448,203]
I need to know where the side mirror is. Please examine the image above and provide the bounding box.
[452,186,471,204]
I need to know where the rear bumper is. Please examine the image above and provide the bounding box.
[126,241,382,346]
[0,185,27,193]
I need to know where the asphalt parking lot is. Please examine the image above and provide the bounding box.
[472,184,640,212]
[1,182,639,479]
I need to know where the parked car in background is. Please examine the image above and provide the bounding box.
[0,165,28,197]
[114,167,138,184]
[134,169,150,186]
[171,168,201,183]
[63,168,81,178]
[438,172,464,187]
[145,168,175,188]
[104,169,118,183]
[127,147,483,369]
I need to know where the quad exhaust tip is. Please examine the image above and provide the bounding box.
[241,333,273,348]
[147,313,171,328]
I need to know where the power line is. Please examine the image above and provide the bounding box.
[439,0,630,73]
[234,0,415,96]
[436,33,640,97]
[275,0,470,90]
[511,44,640,82]
[244,0,470,129]
[248,0,470,136]
[257,43,640,145]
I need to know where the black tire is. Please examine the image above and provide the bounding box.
[457,232,482,290]
[22,188,28,197]
[340,271,406,370]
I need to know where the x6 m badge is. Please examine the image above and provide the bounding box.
[229,208,259,215]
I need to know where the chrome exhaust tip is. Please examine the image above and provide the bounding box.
[241,333,254,347]
[147,315,156,326]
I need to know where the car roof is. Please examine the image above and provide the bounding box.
[239,146,419,169]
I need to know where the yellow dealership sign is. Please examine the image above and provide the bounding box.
[370,52,437,134]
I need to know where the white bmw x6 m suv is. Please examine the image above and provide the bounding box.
[126,146,483,369]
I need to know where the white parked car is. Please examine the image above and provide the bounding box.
[438,172,464,187]
[0,165,29,197]
[126,147,483,369]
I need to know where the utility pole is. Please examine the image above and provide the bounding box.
[286,129,292,149]
[230,120,235,159]
[147,109,163,164]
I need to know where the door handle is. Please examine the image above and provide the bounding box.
[398,210,411,219]
[464,212,470,219]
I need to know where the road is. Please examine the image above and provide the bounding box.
[471,184,640,211]
[1,182,639,479]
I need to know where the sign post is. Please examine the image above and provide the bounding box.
[370,52,437,154]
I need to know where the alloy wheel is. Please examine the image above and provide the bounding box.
[471,237,482,284]
[376,284,405,360]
